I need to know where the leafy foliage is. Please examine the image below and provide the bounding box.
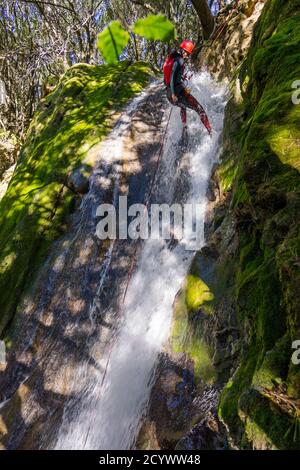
[97,15,176,65]
[0,0,107,141]
[101,0,204,69]
[134,15,176,41]
[97,21,130,64]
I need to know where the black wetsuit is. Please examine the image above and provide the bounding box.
[166,53,211,133]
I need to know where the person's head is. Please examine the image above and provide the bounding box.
[180,40,195,59]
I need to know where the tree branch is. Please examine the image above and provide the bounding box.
[18,0,74,13]
[129,0,156,14]
[191,0,215,40]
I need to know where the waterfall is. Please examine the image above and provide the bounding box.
[55,72,228,450]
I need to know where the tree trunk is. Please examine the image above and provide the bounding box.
[132,33,139,62]
[191,0,215,40]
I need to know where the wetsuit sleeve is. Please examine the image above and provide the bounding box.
[170,60,179,95]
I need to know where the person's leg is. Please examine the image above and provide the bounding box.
[167,87,187,126]
[178,89,212,134]
[180,107,187,125]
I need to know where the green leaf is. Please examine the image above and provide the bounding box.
[97,21,130,64]
[134,15,176,42]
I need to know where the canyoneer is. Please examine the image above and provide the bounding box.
[163,40,212,141]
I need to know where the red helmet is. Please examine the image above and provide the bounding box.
[180,40,195,55]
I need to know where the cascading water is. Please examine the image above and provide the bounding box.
[55,72,228,450]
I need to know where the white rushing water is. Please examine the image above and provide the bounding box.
[55,72,228,450]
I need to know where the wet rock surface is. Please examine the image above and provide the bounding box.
[67,165,91,195]
[0,82,168,449]
[138,0,300,451]
[136,347,228,450]
[0,164,16,201]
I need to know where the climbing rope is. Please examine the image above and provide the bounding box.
[121,106,173,304]
[201,0,240,49]
[82,105,173,449]
[101,106,173,383]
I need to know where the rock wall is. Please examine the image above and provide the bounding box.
[197,0,266,82]
[189,0,300,449]
[1,0,299,451]
[0,132,17,179]
[139,0,300,450]
[213,0,300,448]
[0,61,152,338]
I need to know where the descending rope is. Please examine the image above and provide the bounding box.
[121,106,173,304]
[103,105,173,380]
[83,105,173,449]
[200,0,240,49]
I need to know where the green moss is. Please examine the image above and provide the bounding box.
[268,106,300,172]
[217,99,245,194]
[0,61,153,335]
[240,388,300,449]
[219,225,298,447]
[185,274,214,312]
[216,0,300,448]
[171,283,217,385]
[252,334,291,389]
[244,417,274,449]
[193,339,217,384]
[242,8,300,180]
[218,345,257,438]
[171,293,189,352]
[200,0,300,445]
[217,156,239,193]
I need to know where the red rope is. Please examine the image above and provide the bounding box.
[83,105,173,449]
[209,0,240,45]
[100,106,173,389]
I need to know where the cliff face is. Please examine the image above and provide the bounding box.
[216,0,300,448]
[197,0,266,82]
[0,64,167,449]
[175,0,300,450]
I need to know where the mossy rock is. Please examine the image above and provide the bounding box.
[0,61,153,337]
[216,0,300,449]
[170,281,217,385]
